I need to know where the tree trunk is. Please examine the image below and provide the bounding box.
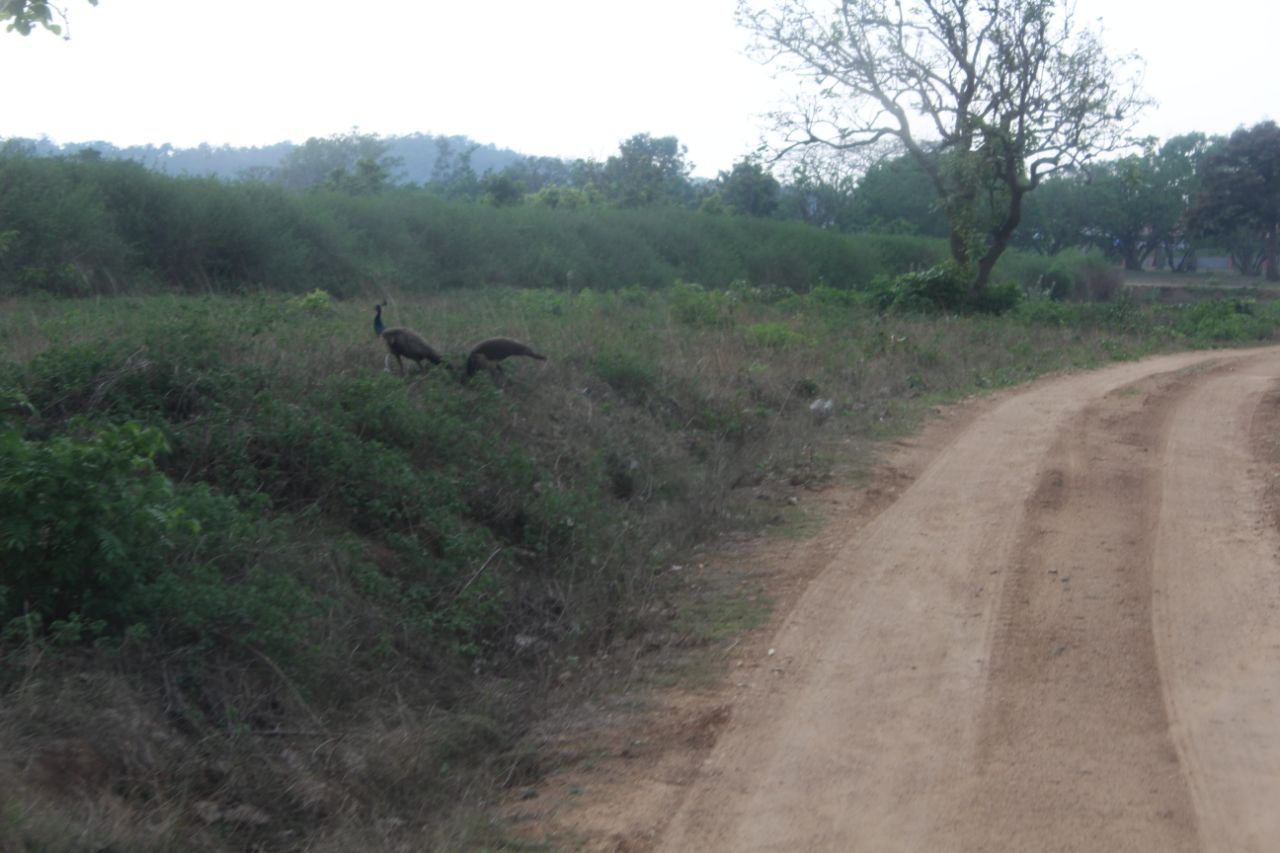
[1265,226,1278,282]
[969,186,1028,296]
[949,227,971,269]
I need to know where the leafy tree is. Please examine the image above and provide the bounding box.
[482,171,524,207]
[1131,133,1215,271]
[2,0,97,37]
[274,129,402,192]
[325,156,394,195]
[526,184,599,209]
[739,0,1147,294]
[1015,133,1214,266]
[1087,156,1162,270]
[1190,122,1280,281]
[775,160,860,230]
[600,133,693,207]
[715,158,782,217]
[498,155,573,194]
[1015,169,1092,255]
[1083,135,1212,271]
[848,152,949,237]
[428,137,481,200]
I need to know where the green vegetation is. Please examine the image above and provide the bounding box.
[8,115,1280,289]
[0,149,950,298]
[4,131,1280,851]
[1,0,97,37]
[5,3,1279,848]
[3,275,1277,849]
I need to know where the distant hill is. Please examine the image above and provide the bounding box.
[2,133,530,184]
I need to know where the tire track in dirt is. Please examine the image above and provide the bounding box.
[655,347,1280,852]
[971,368,1204,851]
[1153,355,1280,853]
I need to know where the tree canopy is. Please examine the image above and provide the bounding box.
[738,0,1148,293]
[1191,122,1280,281]
[272,129,403,194]
[2,0,97,37]
[599,133,693,208]
[716,158,782,217]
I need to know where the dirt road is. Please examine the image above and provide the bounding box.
[514,347,1280,851]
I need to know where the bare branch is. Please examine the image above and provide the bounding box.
[739,0,1149,292]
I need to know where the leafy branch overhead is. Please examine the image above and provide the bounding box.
[1,0,98,37]
[738,0,1149,294]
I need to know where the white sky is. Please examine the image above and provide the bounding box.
[0,0,1275,178]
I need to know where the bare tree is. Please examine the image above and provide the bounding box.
[739,0,1148,294]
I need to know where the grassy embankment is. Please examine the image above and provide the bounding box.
[5,277,1278,850]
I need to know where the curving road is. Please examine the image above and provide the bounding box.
[658,347,1280,852]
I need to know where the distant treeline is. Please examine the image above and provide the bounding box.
[3,123,1276,297]
[5,131,525,185]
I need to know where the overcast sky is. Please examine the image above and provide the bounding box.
[1,0,1275,177]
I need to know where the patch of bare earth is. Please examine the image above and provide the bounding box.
[505,347,1280,852]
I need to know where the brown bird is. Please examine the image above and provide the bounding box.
[464,336,547,380]
[374,303,445,374]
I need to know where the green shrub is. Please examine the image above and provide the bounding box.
[591,347,660,400]
[746,322,805,349]
[873,234,950,272]
[1038,252,1123,302]
[670,281,735,326]
[0,419,191,632]
[809,284,861,307]
[1176,299,1276,343]
[969,280,1023,314]
[871,261,970,313]
[1014,297,1077,326]
[286,288,334,312]
[0,414,314,657]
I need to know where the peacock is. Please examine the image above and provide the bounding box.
[464,337,547,380]
[373,303,446,374]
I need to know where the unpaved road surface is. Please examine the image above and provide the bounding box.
[515,347,1280,852]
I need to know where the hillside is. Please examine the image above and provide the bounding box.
[3,132,527,183]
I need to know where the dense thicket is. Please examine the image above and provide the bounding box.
[0,150,951,297]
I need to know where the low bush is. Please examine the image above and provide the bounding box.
[869,261,971,313]
[969,280,1023,314]
[0,418,189,633]
[670,280,736,326]
[1175,298,1279,343]
[1039,251,1124,302]
[746,321,806,349]
[591,347,661,400]
[0,414,309,661]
